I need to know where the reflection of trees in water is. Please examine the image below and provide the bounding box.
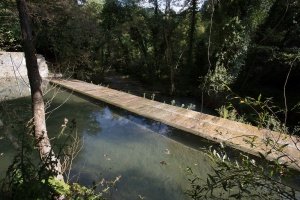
[0,97,32,126]
[0,97,32,150]
[44,92,104,136]
[87,111,103,135]
[116,110,213,151]
[125,113,171,135]
[1,92,208,155]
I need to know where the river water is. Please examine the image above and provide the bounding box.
[0,88,214,200]
[1,88,299,199]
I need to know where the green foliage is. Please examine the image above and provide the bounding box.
[247,0,276,31]
[27,0,108,81]
[217,103,247,123]
[201,16,249,94]
[47,177,70,196]
[188,90,299,199]
[0,0,21,51]
[186,145,297,200]
[1,0,297,98]
[1,156,104,199]
[203,65,233,94]
[218,94,285,132]
[190,1,300,195]
[216,17,249,79]
[201,0,291,97]
[1,133,60,199]
[0,112,104,200]
[0,0,298,98]
[1,1,299,199]
[68,183,103,200]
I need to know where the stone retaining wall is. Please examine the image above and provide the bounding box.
[0,52,49,100]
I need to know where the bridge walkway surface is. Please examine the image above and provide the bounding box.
[50,78,300,170]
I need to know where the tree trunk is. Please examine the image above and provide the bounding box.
[152,0,160,79]
[187,0,197,67]
[16,0,64,181]
[164,0,175,95]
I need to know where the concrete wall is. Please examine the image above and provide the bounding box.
[0,52,49,100]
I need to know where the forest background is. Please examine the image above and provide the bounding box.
[1,0,299,128]
[1,0,300,199]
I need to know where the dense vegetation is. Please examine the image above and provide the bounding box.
[1,0,300,199]
[1,0,299,122]
[1,1,299,92]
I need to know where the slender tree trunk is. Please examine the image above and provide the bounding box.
[16,0,64,181]
[187,0,197,66]
[153,0,160,79]
[164,0,175,94]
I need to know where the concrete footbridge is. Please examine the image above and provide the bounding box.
[50,78,300,171]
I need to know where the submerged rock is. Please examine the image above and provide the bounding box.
[0,119,3,128]
[160,160,167,165]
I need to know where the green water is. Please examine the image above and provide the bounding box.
[0,89,213,200]
[1,88,300,199]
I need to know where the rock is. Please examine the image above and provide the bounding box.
[0,52,49,100]
[0,119,3,128]
[160,160,167,165]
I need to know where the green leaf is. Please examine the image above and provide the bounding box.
[258,94,261,102]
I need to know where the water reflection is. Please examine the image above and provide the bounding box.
[1,88,300,199]
[1,89,213,200]
[44,90,213,200]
